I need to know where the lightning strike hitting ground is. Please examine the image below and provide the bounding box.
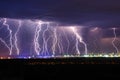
[52,28,57,56]
[70,27,88,55]
[41,23,49,55]
[3,18,13,55]
[0,38,11,54]
[75,38,80,55]
[33,21,42,55]
[51,26,65,56]
[14,21,22,55]
[112,28,119,54]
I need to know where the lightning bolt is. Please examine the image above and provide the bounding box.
[52,26,65,56]
[70,27,88,55]
[0,38,11,54]
[34,21,42,55]
[75,38,80,55]
[52,28,57,56]
[14,21,22,55]
[3,18,13,55]
[112,28,119,54]
[41,23,49,56]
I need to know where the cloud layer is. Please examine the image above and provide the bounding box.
[0,0,120,28]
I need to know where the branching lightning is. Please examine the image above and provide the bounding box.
[3,18,13,55]
[70,27,88,55]
[51,26,64,56]
[1,18,120,58]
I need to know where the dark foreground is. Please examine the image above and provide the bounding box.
[0,57,120,79]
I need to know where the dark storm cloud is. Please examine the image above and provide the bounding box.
[0,0,120,28]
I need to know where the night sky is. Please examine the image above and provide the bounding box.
[0,0,120,27]
[0,0,120,56]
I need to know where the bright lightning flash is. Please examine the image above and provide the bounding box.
[3,18,13,55]
[33,21,43,55]
[70,27,88,55]
[14,21,22,55]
